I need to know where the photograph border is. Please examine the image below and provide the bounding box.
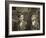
[5,1,45,37]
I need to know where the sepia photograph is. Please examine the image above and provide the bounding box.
[5,1,45,37]
[12,7,40,31]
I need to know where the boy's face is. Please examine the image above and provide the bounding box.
[19,15,24,21]
[31,15,38,26]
